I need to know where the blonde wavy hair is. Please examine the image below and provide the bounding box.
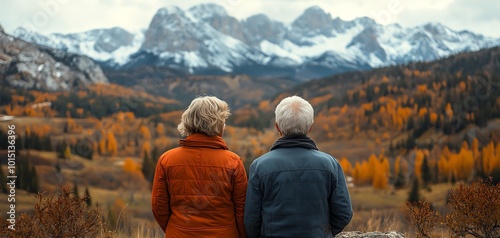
[177,96,231,137]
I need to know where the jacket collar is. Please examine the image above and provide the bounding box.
[270,134,319,151]
[179,133,228,150]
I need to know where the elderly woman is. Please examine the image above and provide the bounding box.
[152,96,247,238]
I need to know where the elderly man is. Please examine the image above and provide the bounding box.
[244,96,353,238]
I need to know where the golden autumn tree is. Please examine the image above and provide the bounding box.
[142,141,151,155]
[456,143,474,180]
[339,157,353,176]
[156,123,165,137]
[123,158,141,174]
[414,150,425,181]
[368,154,379,183]
[139,125,151,140]
[394,156,401,176]
[106,132,118,156]
[353,162,362,185]
[438,155,450,182]
[360,161,371,184]
[98,138,106,155]
[372,162,389,190]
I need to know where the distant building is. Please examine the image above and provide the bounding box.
[0,115,14,121]
[346,176,354,188]
[32,102,52,109]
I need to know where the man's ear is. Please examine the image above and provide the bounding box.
[275,122,283,136]
[308,123,314,133]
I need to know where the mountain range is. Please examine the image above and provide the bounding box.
[10,4,500,81]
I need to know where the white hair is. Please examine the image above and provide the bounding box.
[275,96,314,136]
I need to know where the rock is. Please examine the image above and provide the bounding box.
[0,23,4,33]
[336,231,405,238]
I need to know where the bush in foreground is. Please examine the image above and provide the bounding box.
[1,186,104,238]
[407,179,500,237]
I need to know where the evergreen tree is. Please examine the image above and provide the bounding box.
[141,151,155,184]
[64,145,72,160]
[55,160,61,174]
[393,167,406,189]
[151,146,159,163]
[56,141,67,159]
[421,156,432,189]
[491,168,500,186]
[406,135,416,150]
[42,135,52,151]
[435,114,442,129]
[407,118,415,130]
[107,207,116,230]
[84,186,92,207]
[0,167,7,193]
[28,166,39,194]
[408,178,420,203]
[15,158,28,191]
[73,182,79,198]
[450,172,457,184]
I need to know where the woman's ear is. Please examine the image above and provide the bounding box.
[220,123,226,136]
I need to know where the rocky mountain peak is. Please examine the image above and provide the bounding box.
[190,4,245,42]
[288,6,335,44]
[353,17,377,28]
[94,27,135,53]
[243,14,286,46]
[188,3,228,20]
[292,6,333,33]
[141,7,198,52]
[0,23,4,33]
[422,22,450,36]
[156,6,184,17]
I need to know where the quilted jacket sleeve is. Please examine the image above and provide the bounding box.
[151,157,170,233]
[233,158,248,238]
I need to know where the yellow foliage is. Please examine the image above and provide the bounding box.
[339,157,353,176]
[142,141,151,155]
[156,123,165,137]
[106,132,118,156]
[430,113,438,124]
[258,101,270,111]
[123,158,141,173]
[418,108,428,118]
[340,104,348,114]
[140,125,151,140]
[458,81,466,92]
[417,84,428,92]
[445,103,453,118]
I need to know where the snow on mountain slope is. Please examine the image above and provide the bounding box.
[13,27,144,66]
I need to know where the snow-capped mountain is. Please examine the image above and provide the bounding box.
[11,3,500,80]
[13,27,143,66]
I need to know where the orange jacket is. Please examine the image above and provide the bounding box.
[152,133,247,238]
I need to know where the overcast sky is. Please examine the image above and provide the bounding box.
[0,0,499,37]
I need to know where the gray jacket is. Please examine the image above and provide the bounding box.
[244,135,353,238]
